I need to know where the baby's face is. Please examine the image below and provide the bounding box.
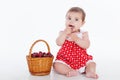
[65,12,85,32]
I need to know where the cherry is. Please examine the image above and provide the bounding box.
[31,52,38,58]
[47,52,53,57]
[31,51,53,58]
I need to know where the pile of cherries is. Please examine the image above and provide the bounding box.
[31,51,53,58]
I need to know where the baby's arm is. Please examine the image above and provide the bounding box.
[70,32,90,49]
[56,31,67,46]
[56,27,72,46]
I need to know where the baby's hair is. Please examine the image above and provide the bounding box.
[67,7,86,21]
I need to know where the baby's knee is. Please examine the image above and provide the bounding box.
[53,62,60,70]
[53,62,56,69]
[91,62,96,66]
[53,62,64,73]
[87,61,96,66]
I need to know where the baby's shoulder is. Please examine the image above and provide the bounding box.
[80,29,87,33]
[77,29,88,38]
[80,29,89,34]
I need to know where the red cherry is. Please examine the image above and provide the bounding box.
[38,51,43,57]
[41,52,46,57]
[47,52,53,57]
[31,52,38,58]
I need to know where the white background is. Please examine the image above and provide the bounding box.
[0,0,120,80]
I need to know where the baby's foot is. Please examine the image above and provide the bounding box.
[86,72,98,79]
[66,70,79,77]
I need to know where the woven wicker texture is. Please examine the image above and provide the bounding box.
[26,39,54,76]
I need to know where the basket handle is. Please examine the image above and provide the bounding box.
[29,39,50,58]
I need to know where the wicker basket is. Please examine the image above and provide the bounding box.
[26,39,54,76]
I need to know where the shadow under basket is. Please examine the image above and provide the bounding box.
[26,39,54,76]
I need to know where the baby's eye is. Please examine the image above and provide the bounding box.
[68,17,71,20]
[75,18,79,21]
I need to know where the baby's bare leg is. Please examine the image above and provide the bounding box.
[85,62,98,79]
[53,62,78,77]
[53,62,71,75]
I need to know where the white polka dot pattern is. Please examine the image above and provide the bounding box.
[56,40,93,70]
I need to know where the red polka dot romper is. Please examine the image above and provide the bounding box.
[56,34,93,70]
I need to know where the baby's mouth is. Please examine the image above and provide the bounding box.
[68,24,79,33]
[69,25,75,33]
[69,25,75,28]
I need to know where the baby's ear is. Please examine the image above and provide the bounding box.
[82,21,85,25]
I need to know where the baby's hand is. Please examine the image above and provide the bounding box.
[70,33,79,41]
[64,27,72,35]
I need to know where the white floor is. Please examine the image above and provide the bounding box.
[27,60,120,80]
[28,69,97,80]
[0,59,120,80]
